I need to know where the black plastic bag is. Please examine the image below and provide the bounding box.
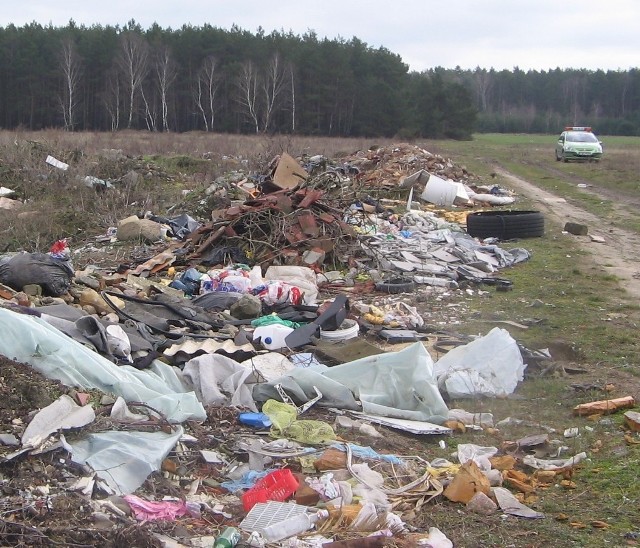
[0,253,73,296]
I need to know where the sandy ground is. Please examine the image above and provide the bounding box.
[496,167,640,299]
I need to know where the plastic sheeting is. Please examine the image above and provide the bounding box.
[253,342,449,423]
[22,395,96,448]
[67,427,183,495]
[0,308,206,422]
[433,327,526,398]
[180,353,258,411]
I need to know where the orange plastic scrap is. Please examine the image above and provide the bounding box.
[573,396,635,416]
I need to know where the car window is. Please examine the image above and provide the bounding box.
[566,132,598,143]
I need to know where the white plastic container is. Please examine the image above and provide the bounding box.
[252,324,294,350]
[261,509,329,543]
[319,318,359,342]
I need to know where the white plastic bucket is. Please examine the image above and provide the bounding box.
[319,319,359,342]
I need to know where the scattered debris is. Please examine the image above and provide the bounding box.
[0,143,626,546]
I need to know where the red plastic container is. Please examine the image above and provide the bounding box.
[241,469,299,511]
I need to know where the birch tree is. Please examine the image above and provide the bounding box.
[117,32,149,129]
[194,55,220,132]
[262,53,286,132]
[104,68,121,131]
[155,45,177,131]
[58,38,82,131]
[237,60,260,133]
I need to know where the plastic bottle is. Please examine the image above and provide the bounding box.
[261,509,329,543]
[213,526,241,548]
[238,412,272,428]
[252,324,294,350]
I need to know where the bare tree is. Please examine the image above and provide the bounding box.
[562,75,584,125]
[58,38,82,131]
[104,68,121,131]
[194,55,220,132]
[289,63,296,133]
[262,53,286,132]
[155,45,177,131]
[472,68,492,112]
[236,61,260,133]
[140,85,157,131]
[117,32,150,129]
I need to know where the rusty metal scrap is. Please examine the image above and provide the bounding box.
[183,188,356,268]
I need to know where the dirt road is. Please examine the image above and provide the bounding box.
[496,167,640,299]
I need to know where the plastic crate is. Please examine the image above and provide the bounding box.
[242,469,299,511]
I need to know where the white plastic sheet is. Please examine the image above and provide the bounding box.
[0,308,205,422]
[22,394,96,449]
[434,327,525,398]
[254,342,449,423]
[180,353,258,411]
[67,427,183,495]
[456,443,498,471]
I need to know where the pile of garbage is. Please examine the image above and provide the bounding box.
[0,145,620,547]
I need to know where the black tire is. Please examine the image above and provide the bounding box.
[375,278,416,294]
[466,210,544,239]
[555,151,561,162]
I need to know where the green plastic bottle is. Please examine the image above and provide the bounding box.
[213,527,241,548]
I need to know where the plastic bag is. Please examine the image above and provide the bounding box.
[0,252,73,296]
[433,328,525,398]
[262,399,336,444]
[264,266,318,305]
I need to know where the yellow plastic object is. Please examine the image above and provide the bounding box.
[262,400,336,444]
[363,313,385,325]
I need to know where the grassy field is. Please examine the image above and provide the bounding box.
[1,130,640,546]
[417,133,640,547]
[425,133,640,232]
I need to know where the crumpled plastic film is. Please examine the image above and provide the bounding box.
[0,308,205,422]
[263,399,297,431]
[262,399,336,444]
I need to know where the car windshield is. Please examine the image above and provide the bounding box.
[566,131,598,143]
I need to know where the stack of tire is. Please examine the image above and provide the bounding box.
[466,210,544,239]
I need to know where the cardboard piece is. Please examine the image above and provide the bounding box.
[443,460,491,503]
[272,153,308,189]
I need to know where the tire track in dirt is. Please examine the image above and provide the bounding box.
[495,167,640,300]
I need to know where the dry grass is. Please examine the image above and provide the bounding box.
[0,130,395,252]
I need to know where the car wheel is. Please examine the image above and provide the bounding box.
[466,210,545,239]
[562,154,569,163]
[555,151,561,161]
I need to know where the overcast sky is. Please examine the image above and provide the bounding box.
[3,1,638,72]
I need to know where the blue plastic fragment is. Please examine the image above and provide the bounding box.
[239,412,273,429]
